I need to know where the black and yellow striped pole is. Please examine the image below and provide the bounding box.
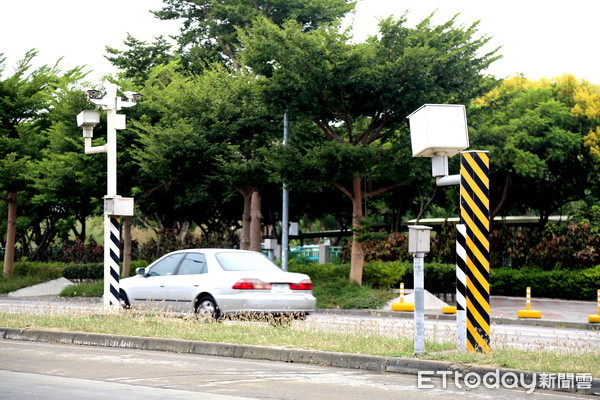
[460,151,491,354]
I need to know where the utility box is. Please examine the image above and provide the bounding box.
[104,196,134,216]
[407,104,469,158]
[289,222,299,236]
[264,238,278,250]
[408,225,432,254]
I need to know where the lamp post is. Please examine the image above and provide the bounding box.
[77,83,139,309]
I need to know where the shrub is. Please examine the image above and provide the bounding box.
[62,263,103,282]
[491,222,598,269]
[491,266,599,300]
[60,280,104,297]
[363,261,407,289]
[11,262,64,280]
[58,237,103,263]
[0,262,65,294]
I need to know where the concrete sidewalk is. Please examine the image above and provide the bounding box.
[7,278,73,297]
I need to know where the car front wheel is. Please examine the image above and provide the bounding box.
[119,291,131,310]
[195,295,221,322]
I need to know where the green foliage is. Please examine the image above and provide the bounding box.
[362,261,407,289]
[491,266,600,300]
[129,260,150,276]
[470,76,599,220]
[340,232,410,263]
[287,261,394,308]
[490,221,599,269]
[57,238,103,263]
[105,34,174,86]
[153,0,354,72]
[0,261,64,293]
[138,231,234,261]
[62,263,104,282]
[59,280,104,297]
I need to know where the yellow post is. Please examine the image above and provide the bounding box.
[517,287,542,319]
[589,289,600,323]
[392,282,414,312]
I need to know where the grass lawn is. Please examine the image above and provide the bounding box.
[0,311,598,376]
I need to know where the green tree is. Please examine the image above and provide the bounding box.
[470,75,599,224]
[28,87,106,251]
[240,14,499,283]
[131,62,280,250]
[105,34,175,86]
[153,0,355,72]
[0,50,81,276]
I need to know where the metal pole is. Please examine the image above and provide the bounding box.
[106,83,118,197]
[104,83,119,309]
[413,253,425,355]
[281,110,290,271]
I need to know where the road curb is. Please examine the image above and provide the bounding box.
[315,309,600,331]
[1,326,598,396]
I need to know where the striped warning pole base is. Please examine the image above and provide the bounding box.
[460,151,491,354]
[456,223,467,351]
[103,216,120,309]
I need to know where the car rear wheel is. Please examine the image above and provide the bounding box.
[195,295,221,322]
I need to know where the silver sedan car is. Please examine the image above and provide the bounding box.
[119,249,316,320]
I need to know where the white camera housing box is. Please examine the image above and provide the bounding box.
[407,104,469,158]
[104,196,134,216]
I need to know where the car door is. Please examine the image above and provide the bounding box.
[167,252,208,312]
[131,253,185,310]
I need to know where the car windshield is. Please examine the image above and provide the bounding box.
[215,252,281,272]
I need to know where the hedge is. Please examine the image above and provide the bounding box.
[289,261,600,301]
[62,263,104,282]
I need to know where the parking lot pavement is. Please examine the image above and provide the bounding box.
[490,296,598,323]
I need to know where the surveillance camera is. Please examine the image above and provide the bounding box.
[83,88,102,99]
[123,91,143,101]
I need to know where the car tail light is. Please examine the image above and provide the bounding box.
[232,279,272,290]
[289,279,313,290]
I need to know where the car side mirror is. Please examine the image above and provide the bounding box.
[135,267,146,277]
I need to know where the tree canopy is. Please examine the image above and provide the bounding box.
[239,13,500,283]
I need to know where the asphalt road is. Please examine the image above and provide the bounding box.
[1,340,596,400]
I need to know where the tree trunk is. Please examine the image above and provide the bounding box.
[176,220,189,243]
[349,177,365,285]
[236,187,254,250]
[249,190,262,252]
[3,191,17,278]
[122,216,132,278]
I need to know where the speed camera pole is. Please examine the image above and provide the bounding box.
[77,83,138,309]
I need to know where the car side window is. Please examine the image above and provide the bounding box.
[147,254,185,276]
[177,253,207,275]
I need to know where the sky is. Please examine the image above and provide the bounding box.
[1,0,599,84]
